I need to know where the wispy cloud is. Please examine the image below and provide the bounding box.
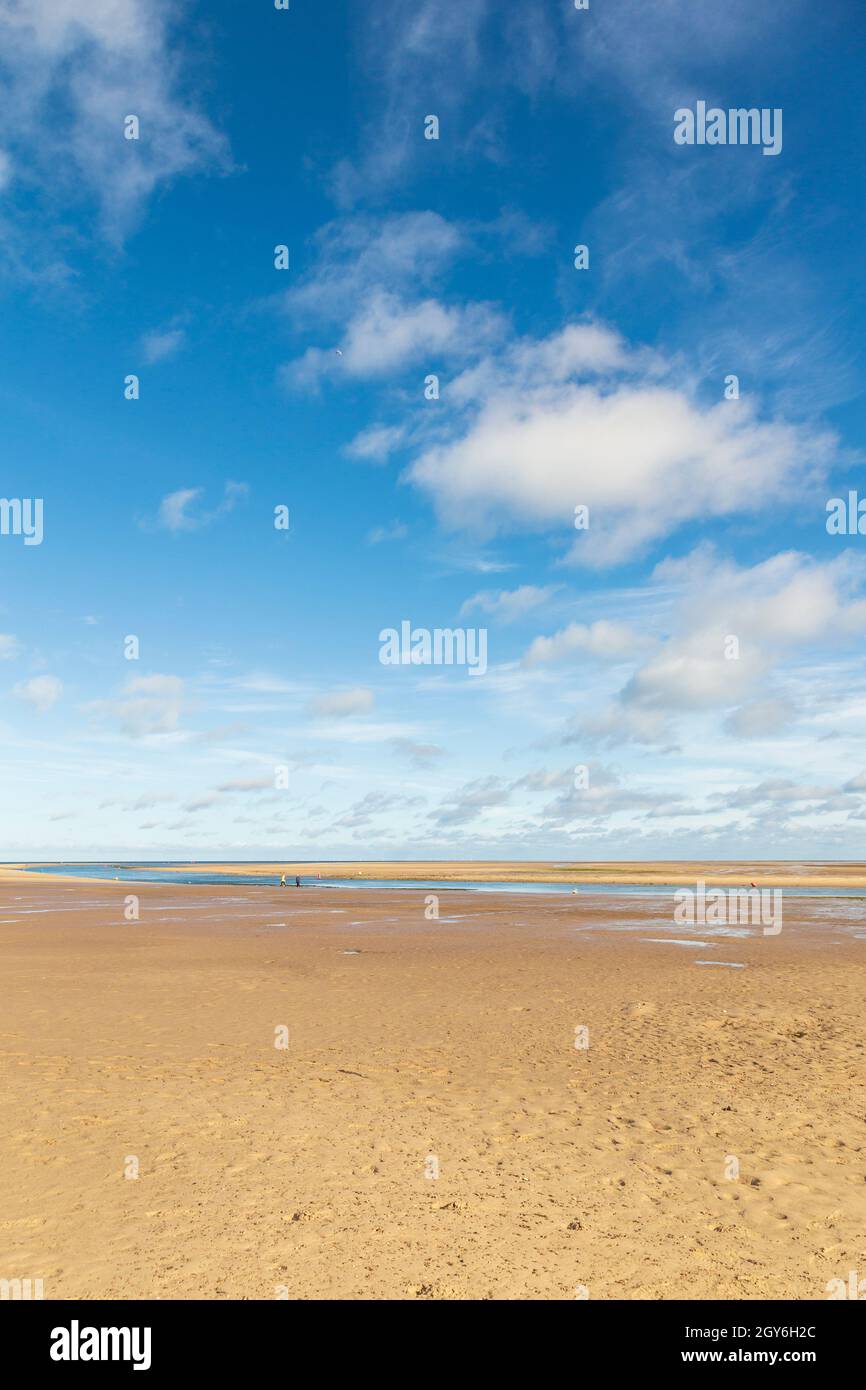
[461,585,561,625]
[140,325,186,364]
[278,212,503,392]
[309,687,375,719]
[367,520,408,545]
[155,482,248,533]
[89,674,184,738]
[0,0,229,268]
[13,673,62,712]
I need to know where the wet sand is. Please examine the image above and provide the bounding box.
[1,880,864,1300]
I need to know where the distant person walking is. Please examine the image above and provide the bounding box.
[295,875,301,888]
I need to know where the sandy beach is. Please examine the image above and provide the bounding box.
[1,875,864,1300]
[6,859,866,887]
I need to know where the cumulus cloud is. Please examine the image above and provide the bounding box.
[284,291,503,391]
[523,618,646,666]
[567,549,866,750]
[13,673,62,712]
[621,644,759,713]
[342,293,502,377]
[405,321,835,566]
[278,211,506,392]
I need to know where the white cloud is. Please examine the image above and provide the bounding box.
[0,633,20,659]
[347,426,406,464]
[578,0,803,109]
[406,321,834,566]
[279,211,506,392]
[0,0,228,246]
[91,673,184,737]
[158,487,201,532]
[569,550,866,750]
[310,687,375,718]
[572,703,675,750]
[13,673,61,712]
[155,481,248,533]
[432,774,512,828]
[523,618,646,666]
[718,779,837,810]
[330,1,491,204]
[622,646,760,712]
[390,737,445,767]
[342,293,501,377]
[141,327,185,364]
[654,548,866,651]
[285,211,464,322]
[332,0,803,202]
[724,698,797,738]
[461,585,560,625]
[284,291,504,390]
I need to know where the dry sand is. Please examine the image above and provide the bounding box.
[6,859,866,886]
[1,878,864,1300]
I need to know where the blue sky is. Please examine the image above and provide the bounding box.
[2,0,866,860]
